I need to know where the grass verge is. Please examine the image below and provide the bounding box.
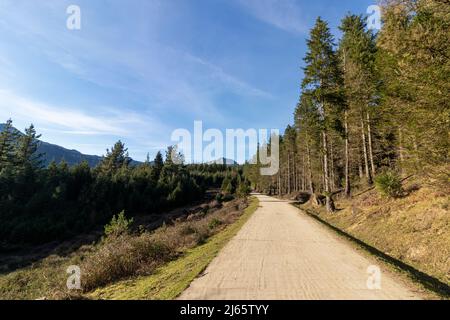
[293,180,449,299]
[301,178,450,285]
[298,205,449,299]
[89,196,259,300]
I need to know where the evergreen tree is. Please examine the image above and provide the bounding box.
[15,124,44,172]
[377,0,450,179]
[295,94,321,197]
[0,119,18,170]
[339,14,379,186]
[99,140,131,175]
[302,17,343,212]
[151,151,164,182]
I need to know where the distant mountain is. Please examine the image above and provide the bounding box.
[207,157,238,166]
[37,141,104,167]
[0,124,139,167]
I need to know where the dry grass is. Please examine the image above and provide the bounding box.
[80,197,250,292]
[89,197,259,300]
[0,197,250,299]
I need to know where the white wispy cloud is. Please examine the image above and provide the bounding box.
[0,89,161,137]
[0,0,271,121]
[0,1,277,159]
[236,0,307,34]
[185,53,273,99]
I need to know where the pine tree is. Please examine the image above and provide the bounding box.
[15,124,44,172]
[151,151,164,182]
[377,0,450,180]
[295,94,321,197]
[0,119,18,170]
[339,14,379,186]
[302,17,343,212]
[99,140,131,175]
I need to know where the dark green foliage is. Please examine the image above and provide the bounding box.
[236,175,251,198]
[104,211,133,239]
[217,170,249,200]
[151,151,164,182]
[0,122,240,245]
[0,119,18,170]
[97,140,130,176]
[221,176,235,194]
[15,124,44,172]
[208,218,222,230]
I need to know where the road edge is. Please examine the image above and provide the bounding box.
[292,203,450,300]
[90,196,260,300]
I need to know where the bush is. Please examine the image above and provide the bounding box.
[80,197,248,292]
[222,194,235,202]
[236,182,251,198]
[208,218,222,230]
[215,193,224,202]
[193,226,210,245]
[82,234,173,291]
[104,211,133,239]
[179,224,196,236]
[375,171,403,198]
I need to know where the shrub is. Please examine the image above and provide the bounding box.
[193,226,210,245]
[236,182,251,198]
[215,193,224,202]
[82,234,173,291]
[80,197,248,292]
[375,171,403,198]
[104,211,133,239]
[222,194,235,202]
[179,224,196,236]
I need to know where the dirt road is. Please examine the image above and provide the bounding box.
[178,194,421,300]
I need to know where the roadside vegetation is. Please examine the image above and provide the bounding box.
[0,195,257,300]
[0,125,253,299]
[299,175,449,288]
[90,196,259,300]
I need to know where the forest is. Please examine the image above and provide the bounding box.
[0,0,448,245]
[244,0,449,211]
[0,121,250,245]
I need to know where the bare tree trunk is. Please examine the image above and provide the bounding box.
[278,173,281,195]
[321,156,326,191]
[323,130,335,212]
[287,152,291,194]
[294,156,298,192]
[306,140,314,195]
[302,153,306,191]
[360,110,372,184]
[330,138,335,191]
[398,127,405,175]
[344,110,351,197]
[358,146,364,179]
[366,111,376,178]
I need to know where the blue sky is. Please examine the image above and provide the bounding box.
[0,0,375,162]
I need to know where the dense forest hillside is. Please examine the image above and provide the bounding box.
[0,120,250,245]
[244,0,449,206]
